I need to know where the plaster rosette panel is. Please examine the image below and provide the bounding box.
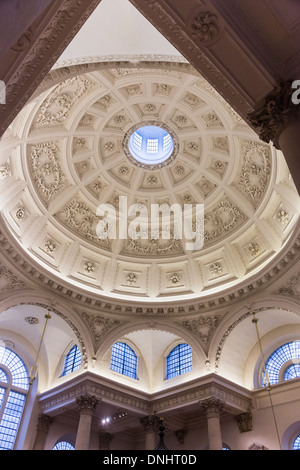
[0,64,299,303]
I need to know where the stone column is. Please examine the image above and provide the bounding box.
[99,431,113,450]
[75,394,99,450]
[33,413,54,450]
[140,415,160,450]
[200,398,224,450]
[249,80,300,194]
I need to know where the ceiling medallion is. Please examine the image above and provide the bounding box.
[123,121,179,170]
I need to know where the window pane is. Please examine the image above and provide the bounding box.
[110,342,138,379]
[284,364,300,381]
[293,435,300,450]
[0,391,26,450]
[166,343,192,379]
[0,347,29,390]
[0,368,8,384]
[62,345,82,376]
[0,387,5,411]
[53,441,75,450]
[263,341,300,386]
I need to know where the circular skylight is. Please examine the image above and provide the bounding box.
[129,125,173,165]
[123,123,178,169]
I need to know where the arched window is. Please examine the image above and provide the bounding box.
[0,346,29,450]
[166,343,192,379]
[110,342,138,379]
[53,441,75,450]
[62,345,82,376]
[262,341,300,386]
[293,434,300,450]
[223,444,231,450]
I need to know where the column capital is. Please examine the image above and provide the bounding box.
[199,397,224,416]
[248,80,300,149]
[140,414,160,432]
[76,393,99,414]
[36,413,54,433]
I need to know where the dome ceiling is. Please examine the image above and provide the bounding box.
[0,63,299,303]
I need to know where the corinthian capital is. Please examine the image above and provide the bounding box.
[140,414,160,432]
[199,397,224,415]
[248,80,300,149]
[76,394,99,414]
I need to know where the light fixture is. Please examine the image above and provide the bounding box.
[102,417,111,425]
[252,313,281,449]
[154,417,168,450]
[29,310,51,385]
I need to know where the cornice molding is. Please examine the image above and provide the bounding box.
[128,0,274,120]
[0,0,102,137]
[0,220,300,318]
[38,371,252,417]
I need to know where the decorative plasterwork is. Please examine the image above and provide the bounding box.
[0,64,299,303]
[249,80,300,149]
[189,9,224,47]
[82,312,122,350]
[0,264,25,292]
[38,373,252,417]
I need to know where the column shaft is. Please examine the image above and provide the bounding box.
[75,394,99,450]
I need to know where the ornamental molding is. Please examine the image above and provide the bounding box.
[189,9,224,47]
[38,372,251,416]
[179,314,223,347]
[1,63,300,310]
[151,378,252,415]
[234,140,271,209]
[0,264,26,291]
[39,376,150,416]
[275,271,300,298]
[53,54,189,70]
[30,141,65,204]
[0,0,102,137]
[128,0,253,118]
[34,75,94,126]
[0,224,300,318]
[81,312,122,350]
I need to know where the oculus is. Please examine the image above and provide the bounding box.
[123,122,178,170]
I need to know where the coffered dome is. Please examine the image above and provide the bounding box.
[0,63,299,303]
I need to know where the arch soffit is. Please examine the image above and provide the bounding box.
[209,297,300,371]
[0,291,91,363]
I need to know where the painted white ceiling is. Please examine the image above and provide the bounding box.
[56,0,183,67]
